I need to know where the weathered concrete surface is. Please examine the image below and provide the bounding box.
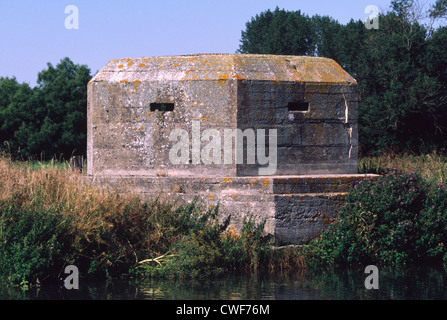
[87,54,358,177]
[87,53,365,244]
[90,174,378,244]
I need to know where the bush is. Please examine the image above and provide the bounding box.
[0,206,72,285]
[306,168,447,267]
[137,214,272,279]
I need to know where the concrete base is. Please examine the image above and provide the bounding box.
[88,174,378,244]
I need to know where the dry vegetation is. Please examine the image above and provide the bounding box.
[0,154,305,285]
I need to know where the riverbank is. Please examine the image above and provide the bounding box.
[0,155,305,287]
[1,153,447,287]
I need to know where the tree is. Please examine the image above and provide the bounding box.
[238,7,316,56]
[32,57,91,159]
[0,57,92,160]
[0,78,35,155]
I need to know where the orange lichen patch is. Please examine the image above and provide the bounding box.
[143,58,149,62]
[261,178,270,188]
[201,116,209,121]
[120,79,129,83]
[232,194,238,198]
[232,74,243,80]
[138,63,146,67]
[208,194,214,199]
[223,177,231,183]
[173,63,179,67]
[107,87,111,91]
[133,79,141,90]
[127,62,134,67]
[217,73,229,85]
[140,126,144,130]
[117,64,124,69]
[190,116,195,120]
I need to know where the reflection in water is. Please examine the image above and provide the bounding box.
[2,265,447,300]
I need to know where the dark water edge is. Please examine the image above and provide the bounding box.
[2,264,447,300]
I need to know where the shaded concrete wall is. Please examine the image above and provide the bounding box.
[236,79,358,175]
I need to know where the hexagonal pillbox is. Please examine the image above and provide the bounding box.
[87,54,371,244]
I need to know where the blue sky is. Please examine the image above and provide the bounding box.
[0,0,396,86]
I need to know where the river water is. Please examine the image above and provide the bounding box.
[1,264,447,300]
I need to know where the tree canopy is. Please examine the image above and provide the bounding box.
[0,57,91,160]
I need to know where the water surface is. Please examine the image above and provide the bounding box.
[2,265,446,300]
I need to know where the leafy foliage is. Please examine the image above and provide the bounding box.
[138,213,272,279]
[0,57,91,160]
[0,206,72,284]
[305,168,447,267]
[238,7,316,56]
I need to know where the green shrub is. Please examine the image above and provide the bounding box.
[138,214,272,279]
[306,168,447,267]
[0,206,72,285]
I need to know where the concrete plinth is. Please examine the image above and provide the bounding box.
[90,174,378,244]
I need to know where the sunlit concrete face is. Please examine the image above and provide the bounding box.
[87,54,367,244]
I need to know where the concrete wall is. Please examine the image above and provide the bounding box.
[87,54,358,178]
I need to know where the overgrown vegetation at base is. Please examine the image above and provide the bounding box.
[0,155,304,286]
[3,153,447,284]
[306,166,447,267]
[359,152,447,184]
